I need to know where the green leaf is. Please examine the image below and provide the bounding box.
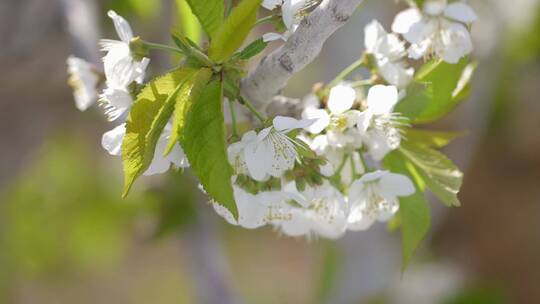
[234,38,268,60]
[383,151,431,270]
[185,0,224,39]
[405,129,463,148]
[122,68,198,197]
[182,80,238,218]
[399,189,430,270]
[413,0,425,7]
[399,141,463,207]
[208,0,262,62]
[176,0,203,44]
[396,58,470,124]
[165,68,213,154]
[451,61,477,104]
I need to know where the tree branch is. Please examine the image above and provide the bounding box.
[240,0,365,110]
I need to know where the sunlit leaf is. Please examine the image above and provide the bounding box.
[185,0,224,39]
[208,0,262,62]
[176,0,203,44]
[383,151,431,270]
[400,141,463,207]
[405,129,463,148]
[165,68,212,154]
[396,58,470,124]
[182,80,238,218]
[122,68,198,196]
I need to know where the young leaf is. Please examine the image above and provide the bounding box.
[413,0,425,7]
[399,189,431,270]
[185,0,224,39]
[234,38,268,60]
[165,68,213,154]
[405,129,463,148]
[399,141,463,207]
[122,68,197,197]
[383,151,431,270]
[182,80,238,218]
[208,0,262,62]
[396,58,470,124]
[176,0,202,44]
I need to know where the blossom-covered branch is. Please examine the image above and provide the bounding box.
[240,0,365,109]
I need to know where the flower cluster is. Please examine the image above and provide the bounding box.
[67,11,189,175]
[66,0,476,240]
[213,83,414,238]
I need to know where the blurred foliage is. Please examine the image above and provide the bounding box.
[107,0,161,19]
[175,0,203,44]
[488,2,540,134]
[316,241,342,304]
[445,286,509,304]
[0,133,199,301]
[0,135,146,298]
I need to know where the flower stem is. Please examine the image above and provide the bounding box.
[142,40,215,67]
[238,95,266,124]
[229,99,239,140]
[255,15,278,26]
[142,41,183,54]
[326,55,367,89]
[350,79,373,87]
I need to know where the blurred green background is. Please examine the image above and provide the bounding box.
[0,0,539,303]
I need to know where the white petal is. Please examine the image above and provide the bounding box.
[355,111,372,133]
[364,20,386,53]
[423,0,447,16]
[282,0,307,31]
[392,8,422,34]
[102,123,126,156]
[364,129,394,160]
[107,10,134,43]
[378,60,414,89]
[244,141,272,181]
[408,39,432,60]
[212,202,238,226]
[327,84,356,114]
[67,56,99,111]
[262,0,283,10]
[301,108,330,134]
[144,136,172,176]
[444,2,477,23]
[168,144,190,168]
[319,162,335,177]
[263,32,287,42]
[235,188,269,229]
[404,18,438,45]
[366,85,399,114]
[347,204,375,231]
[378,172,415,197]
[273,116,315,132]
[278,210,312,237]
[439,22,473,64]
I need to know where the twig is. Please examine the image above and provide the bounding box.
[240,0,365,110]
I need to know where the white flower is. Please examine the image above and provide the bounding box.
[212,184,287,229]
[364,20,414,88]
[262,0,312,42]
[99,10,150,121]
[357,85,406,160]
[231,116,314,181]
[67,56,101,111]
[101,123,189,175]
[275,182,349,239]
[347,170,415,230]
[392,0,477,64]
[300,83,357,135]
